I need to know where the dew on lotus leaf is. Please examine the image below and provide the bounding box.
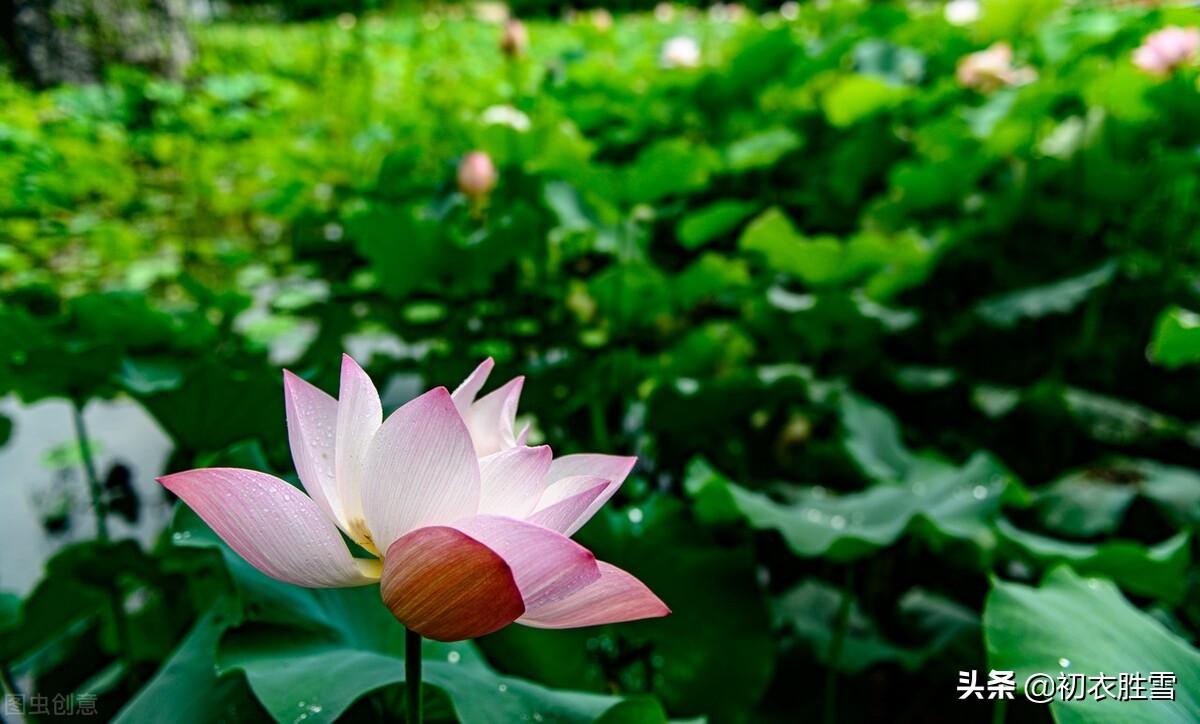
[447,651,461,664]
[627,507,643,524]
[972,485,988,500]
[829,515,846,530]
[497,684,508,693]
[1059,658,1071,668]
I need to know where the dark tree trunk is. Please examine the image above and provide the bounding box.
[1,0,192,86]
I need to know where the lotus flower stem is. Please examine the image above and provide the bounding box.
[406,627,422,723]
[72,399,108,541]
[822,567,855,724]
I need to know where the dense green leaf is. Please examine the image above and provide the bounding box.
[975,262,1117,328]
[1148,306,1200,370]
[985,567,1200,723]
[996,520,1191,602]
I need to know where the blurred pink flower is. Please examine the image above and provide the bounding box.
[500,18,528,58]
[957,42,1037,92]
[457,151,498,200]
[1133,26,1200,75]
[159,355,667,641]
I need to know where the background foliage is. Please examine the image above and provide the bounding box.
[2,0,1200,721]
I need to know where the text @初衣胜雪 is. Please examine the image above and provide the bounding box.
[957,670,1177,704]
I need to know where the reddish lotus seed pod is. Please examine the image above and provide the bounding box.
[500,18,528,59]
[457,151,498,200]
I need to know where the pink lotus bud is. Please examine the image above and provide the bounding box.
[500,18,528,58]
[457,151,498,200]
[957,42,1037,92]
[1133,26,1200,76]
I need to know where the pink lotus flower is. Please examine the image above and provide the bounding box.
[457,151,498,201]
[956,42,1037,92]
[1133,26,1200,75]
[159,355,668,641]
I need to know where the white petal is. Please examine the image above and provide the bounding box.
[361,387,481,553]
[283,370,344,529]
[526,476,611,534]
[478,445,552,518]
[547,454,637,488]
[335,354,382,538]
[451,358,495,415]
[464,376,524,457]
[532,475,619,536]
[159,468,379,588]
[519,561,669,628]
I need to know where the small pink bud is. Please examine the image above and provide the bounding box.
[457,151,498,200]
[956,42,1037,92]
[500,18,528,59]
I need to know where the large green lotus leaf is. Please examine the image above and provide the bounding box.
[774,580,918,673]
[853,40,925,86]
[838,392,954,484]
[672,253,752,311]
[985,567,1200,724]
[1058,387,1184,447]
[1148,306,1200,370]
[346,204,442,299]
[623,138,721,203]
[821,75,908,128]
[69,292,182,349]
[113,608,265,724]
[721,452,1010,560]
[775,582,980,674]
[479,498,775,723]
[118,356,186,395]
[0,591,19,629]
[1034,470,1138,538]
[974,261,1117,328]
[739,208,848,285]
[0,540,184,666]
[723,127,802,171]
[219,630,645,724]
[588,264,672,331]
[170,506,644,723]
[1137,459,1200,526]
[676,200,759,250]
[977,0,1062,40]
[1034,456,1200,535]
[996,520,1190,602]
[137,357,283,454]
